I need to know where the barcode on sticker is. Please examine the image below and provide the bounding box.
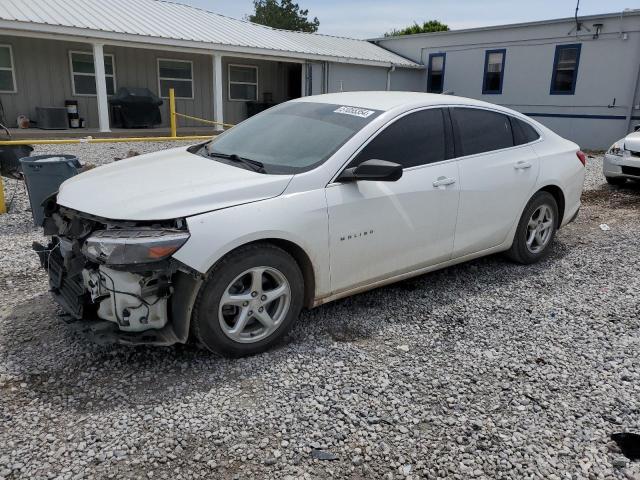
[334,106,375,118]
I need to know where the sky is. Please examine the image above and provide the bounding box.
[174,0,637,39]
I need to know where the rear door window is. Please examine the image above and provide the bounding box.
[452,108,514,156]
[352,108,447,169]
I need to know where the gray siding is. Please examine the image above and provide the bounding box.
[0,35,101,127]
[326,63,422,94]
[111,45,214,128]
[376,13,640,149]
[222,56,290,126]
[0,36,316,129]
[0,36,215,129]
[327,63,388,92]
[308,62,325,95]
[388,68,424,92]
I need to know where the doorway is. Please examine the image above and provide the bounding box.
[285,63,302,99]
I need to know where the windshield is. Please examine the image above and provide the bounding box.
[204,102,382,174]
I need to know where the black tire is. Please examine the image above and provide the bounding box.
[507,191,559,264]
[191,243,304,357]
[605,176,627,186]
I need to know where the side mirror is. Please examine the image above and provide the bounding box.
[338,159,403,183]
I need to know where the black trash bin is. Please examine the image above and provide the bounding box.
[20,155,81,226]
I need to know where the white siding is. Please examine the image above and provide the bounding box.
[376,12,640,149]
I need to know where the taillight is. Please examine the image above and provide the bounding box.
[576,150,586,167]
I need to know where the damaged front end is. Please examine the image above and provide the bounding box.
[33,200,202,346]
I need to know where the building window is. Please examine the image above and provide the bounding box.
[158,59,193,99]
[69,51,116,96]
[427,53,445,94]
[550,44,581,95]
[228,64,259,101]
[482,49,506,94]
[0,45,16,93]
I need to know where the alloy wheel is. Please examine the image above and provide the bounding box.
[218,266,291,344]
[525,204,554,254]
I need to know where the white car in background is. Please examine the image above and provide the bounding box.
[604,130,640,185]
[36,92,586,357]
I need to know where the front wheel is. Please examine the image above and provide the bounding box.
[191,244,304,357]
[507,191,558,264]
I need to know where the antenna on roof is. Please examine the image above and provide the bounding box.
[568,0,590,36]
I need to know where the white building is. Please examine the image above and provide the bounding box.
[373,9,640,149]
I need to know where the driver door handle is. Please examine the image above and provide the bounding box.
[514,160,532,170]
[433,176,456,188]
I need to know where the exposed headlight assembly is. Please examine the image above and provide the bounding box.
[607,142,628,157]
[83,229,190,265]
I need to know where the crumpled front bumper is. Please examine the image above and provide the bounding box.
[33,240,202,346]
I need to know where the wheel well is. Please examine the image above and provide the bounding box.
[244,239,316,309]
[538,185,565,227]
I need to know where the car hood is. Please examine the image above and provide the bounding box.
[56,146,293,221]
[624,131,640,152]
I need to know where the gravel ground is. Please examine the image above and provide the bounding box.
[1,145,639,480]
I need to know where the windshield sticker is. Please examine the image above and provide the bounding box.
[333,106,376,118]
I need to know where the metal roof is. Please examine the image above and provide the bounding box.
[0,0,420,67]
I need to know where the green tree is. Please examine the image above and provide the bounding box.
[248,0,320,33]
[384,20,449,37]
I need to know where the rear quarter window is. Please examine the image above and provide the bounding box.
[510,117,541,145]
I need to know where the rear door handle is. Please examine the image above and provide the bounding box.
[433,176,456,187]
[514,160,532,170]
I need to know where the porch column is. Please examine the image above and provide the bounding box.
[92,43,110,132]
[300,63,306,97]
[212,53,224,132]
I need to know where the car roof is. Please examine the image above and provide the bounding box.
[293,91,507,112]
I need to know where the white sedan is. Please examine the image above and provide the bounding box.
[604,130,640,185]
[36,92,586,357]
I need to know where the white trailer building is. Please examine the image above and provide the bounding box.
[372,9,640,150]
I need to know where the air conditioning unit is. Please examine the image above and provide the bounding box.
[36,107,68,130]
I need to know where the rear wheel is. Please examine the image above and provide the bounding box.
[605,176,627,186]
[507,191,558,264]
[192,244,304,357]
